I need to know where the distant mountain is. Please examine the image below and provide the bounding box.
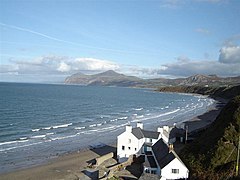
[65,70,240,87]
[64,70,143,87]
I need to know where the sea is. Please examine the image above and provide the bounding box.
[0,82,215,173]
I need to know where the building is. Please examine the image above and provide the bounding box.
[117,123,189,180]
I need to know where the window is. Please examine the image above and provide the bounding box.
[128,139,131,143]
[151,170,156,174]
[135,148,137,151]
[150,138,152,143]
[171,169,179,174]
[145,169,150,173]
[128,147,131,150]
[122,146,125,150]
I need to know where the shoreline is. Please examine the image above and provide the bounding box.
[0,97,225,180]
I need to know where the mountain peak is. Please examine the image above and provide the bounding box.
[97,70,122,77]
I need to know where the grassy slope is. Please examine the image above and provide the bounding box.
[157,85,240,99]
[181,96,240,179]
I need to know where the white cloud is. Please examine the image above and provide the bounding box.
[130,53,240,78]
[74,58,119,71]
[57,62,71,72]
[0,56,120,76]
[219,46,240,64]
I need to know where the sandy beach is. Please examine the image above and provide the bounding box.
[0,98,226,180]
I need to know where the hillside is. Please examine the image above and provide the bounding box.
[180,96,240,179]
[65,71,240,88]
[157,85,240,99]
[64,70,143,87]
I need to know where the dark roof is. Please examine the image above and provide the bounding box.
[169,127,185,139]
[152,138,186,169]
[158,152,175,168]
[144,155,158,168]
[132,127,159,139]
[152,138,169,164]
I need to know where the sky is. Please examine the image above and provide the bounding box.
[0,0,240,82]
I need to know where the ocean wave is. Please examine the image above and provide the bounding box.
[89,124,97,127]
[110,119,118,122]
[50,134,77,141]
[75,126,85,130]
[118,116,128,120]
[136,115,144,119]
[46,132,54,136]
[0,139,29,146]
[0,142,42,152]
[134,108,143,111]
[52,123,72,129]
[31,128,40,132]
[131,108,181,123]
[19,137,28,140]
[42,126,52,130]
[31,135,46,139]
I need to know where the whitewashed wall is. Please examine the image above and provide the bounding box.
[160,158,189,180]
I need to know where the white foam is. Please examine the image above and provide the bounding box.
[31,135,46,139]
[51,134,77,141]
[0,139,29,146]
[32,128,40,132]
[0,142,42,152]
[118,116,128,120]
[52,123,72,129]
[19,137,28,140]
[110,119,118,122]
[89,124,97,127]
[134,108,143,111]
[42,126,52,130]
[75,126,85,130]
[0,140,18,146]
[46,132,54,135]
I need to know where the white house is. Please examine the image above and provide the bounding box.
[151,139,189,180]
[117,123,189,179]
[117,122,160,162]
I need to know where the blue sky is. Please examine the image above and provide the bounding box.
[0,0,240,82]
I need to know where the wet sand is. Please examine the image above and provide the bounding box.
[0,145,116,180]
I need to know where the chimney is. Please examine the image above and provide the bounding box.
[163,125,170,133]
[137,122,143,129]
[169,144,174,152]
[157,127,163,134]
[126,125,132,133]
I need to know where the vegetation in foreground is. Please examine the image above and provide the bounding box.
[180,95,240,179]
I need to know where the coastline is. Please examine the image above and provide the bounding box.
[0,97,225,180]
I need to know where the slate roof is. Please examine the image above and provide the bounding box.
[169,127,185,139]
[152,138,169,164]
[144,155,158,168]
[132,127,160,139]
[152,138,186,169]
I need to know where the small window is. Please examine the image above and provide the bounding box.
[145,169,150,173]
[128,139,131,143]
[135,148,137,151]
[122,146,125,150]
[172,169,179,174]
[150,138,152,142]
[128,147,131,150]
[151,170,156,174]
